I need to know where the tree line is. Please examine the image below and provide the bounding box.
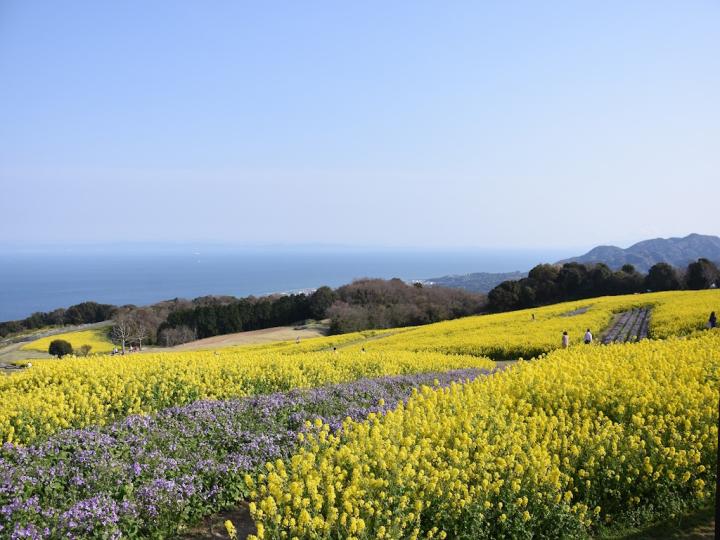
[106,279,486,349]
[327,278,486,334]
[487,258,719,312]
[157,292,329,343]
[7,258,715,349]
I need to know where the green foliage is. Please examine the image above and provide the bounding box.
[488,262,649,312]
[685,258,719,290]
[308,286,336,319]
[48,339,73,358]
[645,263,681,292]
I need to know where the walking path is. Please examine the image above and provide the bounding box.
[0,321,112,372]
[601,307,651,344]
[322,329,409,352]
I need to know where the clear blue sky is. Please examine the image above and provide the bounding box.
[1,1,718,250]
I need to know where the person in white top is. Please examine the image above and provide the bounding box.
[561,331,569,348]
[584,329,593,344]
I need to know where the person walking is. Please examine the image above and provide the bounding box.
[709,311,717,329]
[584,328,593,344]
[562,331,569,348]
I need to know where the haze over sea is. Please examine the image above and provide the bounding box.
[0,245,574,321]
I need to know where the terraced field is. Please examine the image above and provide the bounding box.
[601,307,652,343]
[0,289,718,539]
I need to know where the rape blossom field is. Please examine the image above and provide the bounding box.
[0,289,718,539]
[19,327,115,354]
[249,333,719,539]
[0,351,493,445]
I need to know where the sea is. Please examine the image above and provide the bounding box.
[0,246,574,321]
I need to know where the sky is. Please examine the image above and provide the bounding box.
[1,1,718,251]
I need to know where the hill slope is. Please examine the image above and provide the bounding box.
[557,233,720,272]
[428,234,720,291]
[422,271,526,293]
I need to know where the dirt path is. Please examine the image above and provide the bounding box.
[0,342,41,373]
[601,308,651,344]
[178,503,254,540]
[561,305,591,317]
[320,329,410,352]
[0,321,114,373]
[169,322,329,352]
[605,506,714,539]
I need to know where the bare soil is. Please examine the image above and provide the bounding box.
[170,323,329,351]
[178,503,255,540]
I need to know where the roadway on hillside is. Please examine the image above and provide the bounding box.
[0,321,111,372]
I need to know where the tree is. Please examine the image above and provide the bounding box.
[65,302,116,325]
[77,344,93,356]
[158,325,197,347]
[308,286,336,319]
[557,263,589,299]
[111,311,137,354]
[527,264,560,283]
[589,263,614,296]
[47,308,67,326]
[487,280,522,312]
[48,339,73,358]
[133,324,149,350]
[686,258,719,290]
[645,263,681,291]
[609,265,644,295]
[327,302,370,334]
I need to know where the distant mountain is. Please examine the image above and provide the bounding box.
[422,271,526,293]
[557,233,720,272]
[425,234,720,293]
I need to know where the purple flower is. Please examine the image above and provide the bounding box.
[0,368,489,538]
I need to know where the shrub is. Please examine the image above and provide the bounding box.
[48,339,73,358]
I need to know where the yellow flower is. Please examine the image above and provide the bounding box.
[224,520,238,540]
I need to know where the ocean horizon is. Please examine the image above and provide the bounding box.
[0,246,575,321]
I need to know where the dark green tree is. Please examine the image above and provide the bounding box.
[48,339,73,358]
[589,263,614,296]
[685,258,719,290]
[488,280,522,311]
[557,263,589,299]
[308,286,337,319]
[645,263,681,291]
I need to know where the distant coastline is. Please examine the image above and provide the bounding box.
[0,247,569,321]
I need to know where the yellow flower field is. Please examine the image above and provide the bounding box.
[249,331,720,539]
[0,349,493,445]
[648,289,720,338]
[321,290,719,359]
[3,290,717,447]
[20,326,115,354]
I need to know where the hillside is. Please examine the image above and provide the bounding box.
[557,233,720,272]
[422,270,526,293]
[2,290,718,539]
[427,234,720,291]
